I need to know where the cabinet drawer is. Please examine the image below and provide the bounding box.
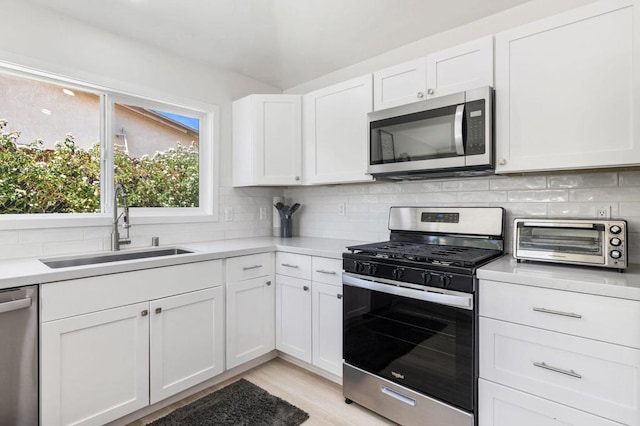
[312,257,342,286]
[479,379,621,426]
[480,279,640,349]
[480,318,640,426]
[226,253,273,282]
[276,252,311,280]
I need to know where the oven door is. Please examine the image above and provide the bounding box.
[343,272,475,412]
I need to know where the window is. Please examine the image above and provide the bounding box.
[0,66,217,225]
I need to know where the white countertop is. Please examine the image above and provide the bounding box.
[478,256,640,301]
[0,236,365,290]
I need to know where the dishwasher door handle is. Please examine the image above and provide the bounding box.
[0,297,32,314]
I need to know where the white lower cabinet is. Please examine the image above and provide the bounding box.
[479,379,621,426]
[311,281,343,376]
[275,274,312,363]
[226,276,275,369]
[41,302,150,426]
[276,253,343,377]
[149,288,224,404]
[40,260,224,426]
[479,278,640,426]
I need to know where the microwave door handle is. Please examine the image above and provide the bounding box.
[454,104,465,155]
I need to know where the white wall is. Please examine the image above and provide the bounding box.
[0,0,284,260]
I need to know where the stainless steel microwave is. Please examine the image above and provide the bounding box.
[513,218,627,271]
[367,86,493,180]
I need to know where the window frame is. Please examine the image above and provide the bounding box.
[0,63,219,230]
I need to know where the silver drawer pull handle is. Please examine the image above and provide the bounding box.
[0,297,31,314]
[281,263,299,269]
[316,269,337,275]
[533,307,582,319]
[242,265,263,271]
[533,362,582,379]
[380,386,416,406]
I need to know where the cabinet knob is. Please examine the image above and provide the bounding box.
[295,176,300,181]
[155,307,162,314]
[337,294,342,299]
[303,286,309,291]
[266,280,272,286]
[141,310,148,317]
[498,158,507,166]
[427,88,434,95]
[417,91,424,98]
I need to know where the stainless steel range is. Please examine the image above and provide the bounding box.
[342,206,505,426]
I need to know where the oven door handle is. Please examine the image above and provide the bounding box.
[342,273,473,310]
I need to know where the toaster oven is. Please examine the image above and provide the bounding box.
[513,218,627,271]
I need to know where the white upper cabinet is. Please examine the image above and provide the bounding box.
[495,0,640,173]
[373,58,428,110]
[425,36,493,99]
[303,74,374,184]
[232,94,302,186]
[373,36,493,110]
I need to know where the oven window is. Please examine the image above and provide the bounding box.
[518,225,604,255]
[343,284,474,411]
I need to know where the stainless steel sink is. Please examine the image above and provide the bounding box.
[40,247,194,269]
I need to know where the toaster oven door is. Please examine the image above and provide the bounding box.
[515,221,606,265]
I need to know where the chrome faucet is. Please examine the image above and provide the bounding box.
[111,184,131,251]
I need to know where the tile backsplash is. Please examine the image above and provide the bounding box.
[3,171,640,265]
[284,170,640,264]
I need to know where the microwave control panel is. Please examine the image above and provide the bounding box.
[465,99,486,156]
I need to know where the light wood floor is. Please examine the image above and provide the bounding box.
[129,358,396,425]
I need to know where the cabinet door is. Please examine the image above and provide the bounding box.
[479,379,622,426]
[41,302,149,426]
[426,35,493,99]
[275,274,312,362]
[373,58,427,110]
[149,287,224,404]
[312,282,343,377]
[226,276,275,369]
[303,74,374,184]
[232,94,302,186]
[495,0,640,173]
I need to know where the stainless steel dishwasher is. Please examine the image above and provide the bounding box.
[0,285,38,425]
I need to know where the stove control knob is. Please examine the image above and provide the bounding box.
[354,261,364,273]
[392,268,405,280]
[422,272,432,284]
[610,225,622,235]
[610,237,622,247]
[610,250,622,259]
[370,264,378,275]
[442,275,452,288]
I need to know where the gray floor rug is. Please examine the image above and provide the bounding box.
[149,378,309,426]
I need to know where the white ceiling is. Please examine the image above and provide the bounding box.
[26,0,531,90]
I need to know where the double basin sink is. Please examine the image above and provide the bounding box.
[41,247,194,269]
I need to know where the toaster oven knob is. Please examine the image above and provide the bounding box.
[610,237,622,247]
[610,225,622,234]
[610,250,622,259]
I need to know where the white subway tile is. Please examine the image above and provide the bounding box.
[619,171,640,187]
[571,187,640,202]
[368,182,404,194]
[414,192,458,203]
[0,244,43,260]
[458,191,507,202]
[43,239,103,256]
[547,173,618,188]
[505,203,547,217]
[442,179,489,191]
[620,202,640,216]
[20,228,85,244]
[508,190,567,202]
[0,231,19,246]
[490,176,546,190]
[400,181,443,193]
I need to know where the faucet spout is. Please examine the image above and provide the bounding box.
[111,184,131,251]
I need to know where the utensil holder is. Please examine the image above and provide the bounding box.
[280,217,293,238]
